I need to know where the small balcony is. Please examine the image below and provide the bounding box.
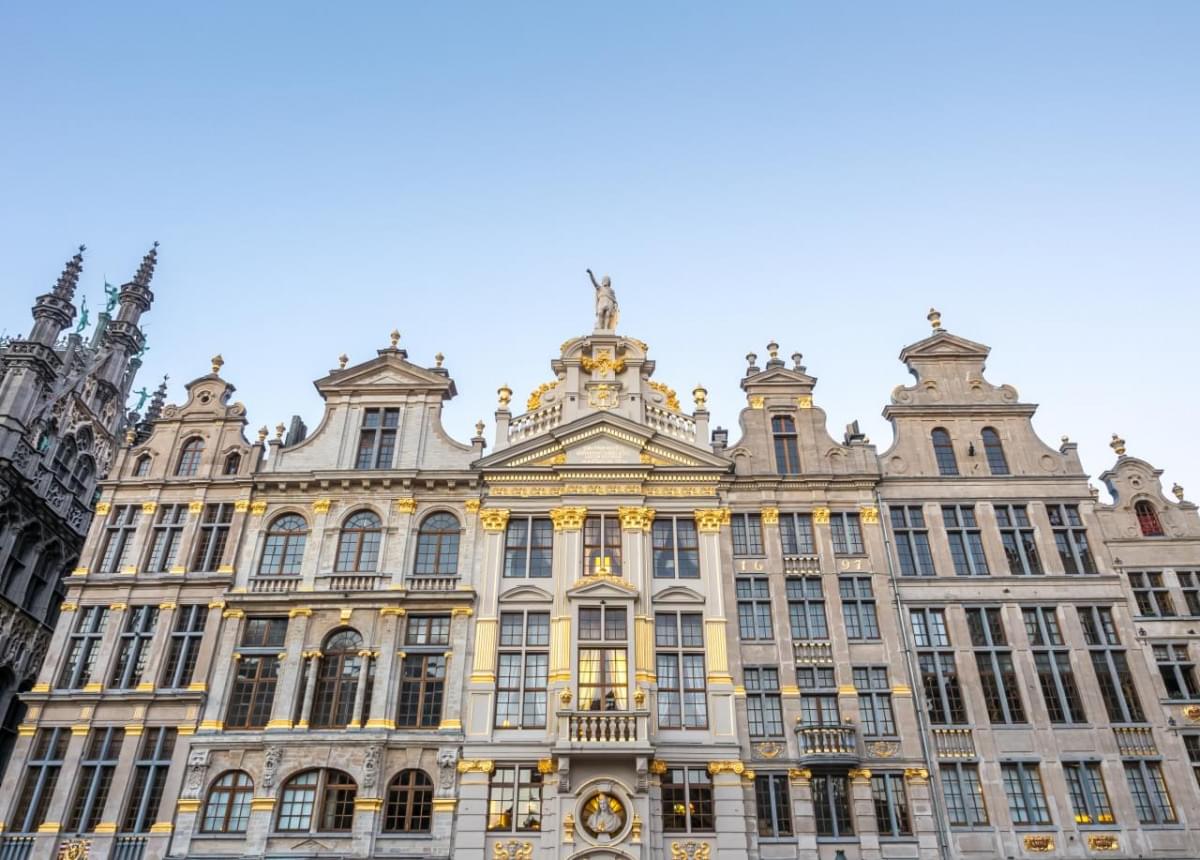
[932,728,976,758]
[1114,726,1157,756]
[795,723,861,764]
[793,640,834,664]
[784,555,821,575]
[316,573,386,592]
[0,837,34,860]
[405,575,461,592]
[248,576,300,594]
[556,709,652,752]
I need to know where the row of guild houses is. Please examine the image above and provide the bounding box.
[1,273,1198,860]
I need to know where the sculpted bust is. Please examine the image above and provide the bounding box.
[588,269,619,331]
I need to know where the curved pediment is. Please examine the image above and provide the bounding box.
[651,584,707,605]
[498,584,554,603]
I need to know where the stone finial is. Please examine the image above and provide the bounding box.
[1089,483,1099,499]
[474,419,485,437]
[791,352,804,370]
[124,426,137,445]
[275,422,286,441]
[497,384,512,409]
[1110,433,1126,456]
[53,245,86,298]
[927,307,942,331]
[257,425,269,443]
[745,352,757,367]
[133,241,160,288]
[767,341,779,360]
[1173,483,1185,502]
[1061,435,1070,444]
[693,384,708,410]
[211,354,224,375]
[435,352,445,368]
[338,353,349,369]
[389,329,401,349]
[146,375,168,422]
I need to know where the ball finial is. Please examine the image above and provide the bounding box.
[1110,433,1126,456]
[211,354,224,375]
[389,329,401,349]
[927,308,942,331]
[497,384,512,408]
[435,352,445,367]
[1173,483,1185,502]
[693,383,708,410]
[338,353,349,369]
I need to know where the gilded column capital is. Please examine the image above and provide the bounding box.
[187,500,204,514]
[479,508,511,532]
[250,500,268,516]
[288,607,312,618]
[903,767,929,784]
[550,506,587,531]
[141,501,157,515]
[234,499,250,513]
[456,759,495,774]
[707,760,745,776]
[788,767,812,784]
[649,759,668,775]
[812,506,830,524]
[859,505,879,524]
[617,505,655,531]
[95,501,111,516]
[760,506,779,525]
[848,767,872,782]
[312,499,332,514]
[464,499,481,513]
[395,497,418,514]
[536,758,556,775]
[693,508,729,533]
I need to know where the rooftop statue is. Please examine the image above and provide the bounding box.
[103,280,119,314]
[74,295,89,334]
[587,268,619,331]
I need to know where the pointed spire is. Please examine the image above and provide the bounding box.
[53,245,86,299]
[146,374,169,422]
[132,241,159,288]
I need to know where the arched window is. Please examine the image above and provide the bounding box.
[52,436,77,479]
[312,629,364,729]
[259,514,308,575]
[133,454,152,477]
[931,428,958,476]
[277,769,356,833]
[1135,500,1164,537]
[772,416,800,476]
[384,769,433,832]
[202,771,253,833]
[223,452,242,475]
[68,454,94,494]
[981,427,1009,475]
[176,437,205,476]
[335,511,383,572]
[413,513,460,577]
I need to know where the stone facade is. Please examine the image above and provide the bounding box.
[3,302,1199,860]
[0,247,154,777]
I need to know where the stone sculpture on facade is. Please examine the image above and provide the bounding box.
[587,268,619,331]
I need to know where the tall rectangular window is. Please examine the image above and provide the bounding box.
[994,504,1042,575]
[398,614,450,728]
[1023,607,1086,724]
[225,616,288,729]
[11,728,68,833]
[731,513,764,557]
[355,407,399,469]
[96,505,141,572]
[786,577,828,640]
[966,607,1025,724]
[486,765,543,832]
[577,606,627,711]
[779,512,815,556]
[736,578,774,641]
[144,504,187,573]
[1124,760,1176,824]
[941,763,988,826]
[495,611,549,729]
[161,604,206,689]
[59,606,110,689]
[830,512,864,555]
[1063,761,1114,825]
[503,516,553,578]
[840,576,879,640]
[911,608,967,724]
[661,767,713,832]
[854,667,896,736]
[943,505,989,576]
[1129,571,1177,617]
[110,605,160,689]
[745,667,785,736]
[67,727,124,833]
[871,773,912,836]
[1178,571,1200,616]
[191,503,233,572]
[797,666,839,726]
[1046,503,1097,574]
[1184,735,1200,789]
[121,727,177,833]
[1078,606,1145,723]
[583,514,622,576]
[652,517,700,578]
[891,506,935,576]
[812,773,854,837]
[1001,762,1051,825]
[1154,643,1200,700]
[754,773,793,837]
[655,612,707,729]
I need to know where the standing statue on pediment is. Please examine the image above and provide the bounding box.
[588,269,619,331]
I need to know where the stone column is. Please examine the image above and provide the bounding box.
[138,602,177,692]
[348,650,373,729]
[240,795,276,857]
[619,506,655,691]
[707,761,750,859]
[466,508,509,739]
[303,499,334,590]
[547,507,586,737]
[351,796,381,856]
[296,652,322,728]
[453,760,494,856]
[387,498,418,588]
[695,509,735,739]
[850,767,881,860]
[187,601,227,696]
[200,606,243,730]
[369,607,404,728]
[218,498,253,574]
[267,606,312,729]
[95,724,144,833]
[30,601,80,692]
[789,767,818,856]
[440,607,472,732]
[84,601,129,692]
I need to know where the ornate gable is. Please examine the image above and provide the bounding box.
[314,337,456,400]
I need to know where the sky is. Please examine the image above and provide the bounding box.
[2,3,1197,499]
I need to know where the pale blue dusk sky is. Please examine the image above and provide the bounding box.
[2,4,1197,497]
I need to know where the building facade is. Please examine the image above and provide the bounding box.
[0,247,155,776]
[3,298,1199,860]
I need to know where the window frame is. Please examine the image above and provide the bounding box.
[661,766,714,833]
[191,502,233,572]
[334,510,383,573]
[754,772,794,838]
[1062,760,1114,826]
[771,415,800,476]
[931,427,959,476]
[495,611,550,729]
[840,576,880,640]
[830,512,865,556]
[354,407,399,470]
[413,512,461,578]
[504,516,554,578]
[258,513,309,576]
[654,612,707,729]
[890,505,935,576]
[110,605,160,690]
[143,504,187,573]
[745,666,785,737]
[965,607,1026,725]
[95,505,141,573]
[66,726,124,834]
[651,517,699,579]
[121,727,177,833]
[383,769,433,833]
[981,427,1009,475]
[1000,761,1052,826]
[994,503,1042,575]
[1046,503,1097,574]
[736,577,774,641]
[871,773,912,837]
[942,504,989,576]
[486,764,544,833]
[176,437,204,476]
[202,770,253,834]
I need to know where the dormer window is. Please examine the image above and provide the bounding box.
[223,452,242,475]
[982,428,1009,475]
[176,437,205,476]
[1135,500,1165,537]
[772,416,800,475]
[133,454,151,477]
[355,408,399,469]
[931,428,958,476]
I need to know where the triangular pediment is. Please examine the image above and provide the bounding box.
[567,575,640,598]
[314,351,455,398]
[899,331,990,362]
[741,366,818,390]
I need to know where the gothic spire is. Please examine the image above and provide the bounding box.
[132,241,159,288]
[52,245,86,299]
[146,374,169,423]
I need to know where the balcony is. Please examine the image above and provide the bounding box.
[112,837,147,860]
[316,573,385,592]
[932,728,976,758]
[1114,726,1157,756]
[556,709,652,752]
[793,640,834,664]
[795,724,861,764]
[784,555,821,575]
[405,575,462,592]
[0,837,33,860]
[248,576,300,594]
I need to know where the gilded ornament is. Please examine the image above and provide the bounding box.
[796,395,813,408]
[233,499,249,513]
[57,839,90,860]
[693,508,727,533]
[669,841,711,860]
[211,354,224,374]
[1087,834,1119,851]
[692,384,708,409]
[633,686,646,707]
[706,760,745,776]
[927,307,942,331]
[562,813,575,844]
[275,422,285,440]
[859,505,879,524]
[848,767,872,782]
[479,508,511,532]
[904,767,929,783]
[492,841,533,860]
[141,501,157,514]
[311,498,331,514]
[395,497,417,514]
[631,812,643,842]
[648,380,681,410]
[812,506,830,525]
[464,499,481,513]
[617,505,655,531]
[749,395,765,409]
[753,741,784,759]
[788,767,812,783]
[580,348,625,375]
[526,381,556,411]
[760,506,779,525]
[1173,482,1185,501]
[257,425,269,443]
[536,758,555,775]
[497,383,512,408]
[95,502,111,516]
[868,740,900,758]
[1182,704,1200,723]
[337,353,349,369]
[558,688,573,706]
[1023,835,1054,853]
[649,759,668,775]
[455,759,495,774]
[389,329,401,349]
[550,506,587,531]
[250,500,268,516]
[1110,433,1126,456]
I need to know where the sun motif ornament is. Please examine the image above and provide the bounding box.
[580,791,627,839]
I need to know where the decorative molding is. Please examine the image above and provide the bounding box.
[1023,835,1055,853]
[904,767,929,784]
[617,505,655,531]
[549,506,587,531]
[312,498,332,514]
[669,841,711,860]
[141,501,157,514]
[250,500,268,516]
[187,501,203,514]
[288,607,312,618]
[749,395,765,409]
[848,767,872,782]
[859,505,879,524]
[456,759,495,774]
[464,499,481,513]
[431,797,457,811]
[249,797,276,811]
[1087,834,1119,852]
[649,759,668,775]
[95,502,110,516]
[234,499,250,513]
[479,508,511,531]
[759,506,779,525]
[693,508,728,533]
[395,497,418,514]
[706,760,745,776]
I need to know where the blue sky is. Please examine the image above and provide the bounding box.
[2,3,1197,498]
